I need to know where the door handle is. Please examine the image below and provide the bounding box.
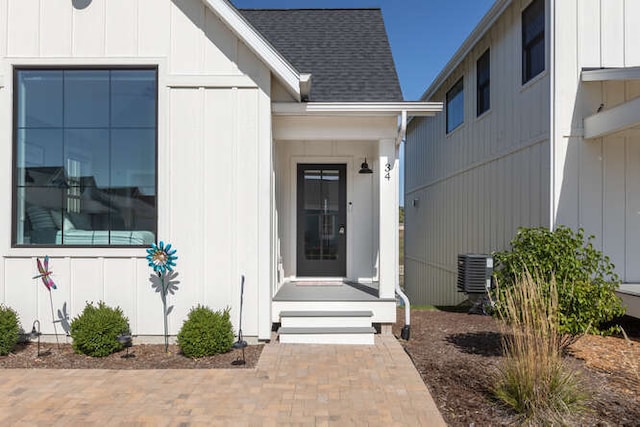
[339,225,345,235]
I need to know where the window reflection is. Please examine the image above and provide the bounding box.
[15,69,157,246]
[303,169,340,260]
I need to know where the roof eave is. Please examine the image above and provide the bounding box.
[272,102,443,117]
[202,0,303,101]
[420,0,511,101]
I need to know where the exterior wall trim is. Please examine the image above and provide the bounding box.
[420,0,512,101]
[582,66,640,82]
[202,0,302,100]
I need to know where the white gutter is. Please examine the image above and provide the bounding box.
[272,102,442,117]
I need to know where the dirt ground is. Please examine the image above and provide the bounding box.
[0,341,262,369]
[393,307,640,426]
[2,310,639,425]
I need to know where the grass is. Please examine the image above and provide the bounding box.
[493,272,587,425]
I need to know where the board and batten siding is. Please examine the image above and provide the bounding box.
[0,0,274,340]
[405,0,550,306]
[553,0,640,282]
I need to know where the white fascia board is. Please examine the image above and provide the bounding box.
[584,96,640,139]
[272,102,443,117]
[582,67,640,82]
[202,0,302,100]
[420,0,511,102]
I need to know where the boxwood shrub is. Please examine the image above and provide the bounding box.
[493,226,625,335]
[0,305,20,356]
[177,305,234,358]
[70,301,130,357]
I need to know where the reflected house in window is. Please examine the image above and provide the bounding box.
[15,69,157,246]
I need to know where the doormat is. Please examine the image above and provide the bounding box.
[293,281,344,286]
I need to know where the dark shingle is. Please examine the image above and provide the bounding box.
[238,8,403,102]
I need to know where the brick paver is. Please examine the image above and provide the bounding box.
[0,335,445,426]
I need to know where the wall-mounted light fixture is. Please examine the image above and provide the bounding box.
[358,158,373,174]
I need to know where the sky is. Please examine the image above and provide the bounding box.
[232,0,496,203]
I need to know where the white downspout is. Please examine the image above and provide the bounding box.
[395,110,411,340]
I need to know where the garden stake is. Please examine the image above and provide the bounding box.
[146,241,178,353]
[33,256,60,349]
[232,275,247,366]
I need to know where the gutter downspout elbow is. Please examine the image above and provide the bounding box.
[395,110,411,340]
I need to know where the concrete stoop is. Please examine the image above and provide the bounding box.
[277,310,375,344]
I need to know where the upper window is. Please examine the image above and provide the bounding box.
[446,77,464,133]
[522,0,545,84]
[14,68,157,246]
[476,49,490,116]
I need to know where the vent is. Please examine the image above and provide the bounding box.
[457,254,493,294]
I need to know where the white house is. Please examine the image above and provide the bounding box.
[405,0,640,317]
[0,0,442,344]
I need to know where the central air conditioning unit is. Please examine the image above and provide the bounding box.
[457,253,493,295]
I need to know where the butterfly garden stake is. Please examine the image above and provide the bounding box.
[33,256,61,349]
[146,241,178,352]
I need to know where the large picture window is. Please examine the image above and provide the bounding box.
[446,77,464,134]
[522,0,545,84]
[14,68,157,246]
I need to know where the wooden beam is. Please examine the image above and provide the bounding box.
[584,96,640,139]
[582,66,640,82]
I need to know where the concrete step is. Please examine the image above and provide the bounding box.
[277,327,376,345]
[280,310,373,328]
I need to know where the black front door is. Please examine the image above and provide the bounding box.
[296,164,347,277]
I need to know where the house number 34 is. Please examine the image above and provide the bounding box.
[384,163,391,180]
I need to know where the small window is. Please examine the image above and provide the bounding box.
[476,49,490,116]
[14,68,158,246]
[446,78,464,133]
[522,0,545,84]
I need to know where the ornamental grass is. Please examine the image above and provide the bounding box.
[493,271,587,425]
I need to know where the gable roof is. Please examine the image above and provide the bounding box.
[239,8,403,102]
[202,0,302,100]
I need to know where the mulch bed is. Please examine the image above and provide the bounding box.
[0,342,263,369]
[393,308,640,426]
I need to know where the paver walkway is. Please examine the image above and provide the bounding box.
[0,335,445,426]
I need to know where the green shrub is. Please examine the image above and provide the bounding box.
[70,301,130,357]
[493,226,625,335]
[177,305,234,358]
[493,272,587,424]
[0,305,20,356]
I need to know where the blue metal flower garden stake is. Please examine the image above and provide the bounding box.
[146,241,178,352]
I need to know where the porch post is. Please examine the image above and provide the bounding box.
[378,138,398,299]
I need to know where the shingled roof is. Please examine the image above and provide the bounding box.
[238,8,403,102]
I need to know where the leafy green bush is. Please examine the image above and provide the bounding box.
[0,305,20,356]
[70,301,130,357]
[493,226,625,335]
[177,305,234,358]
